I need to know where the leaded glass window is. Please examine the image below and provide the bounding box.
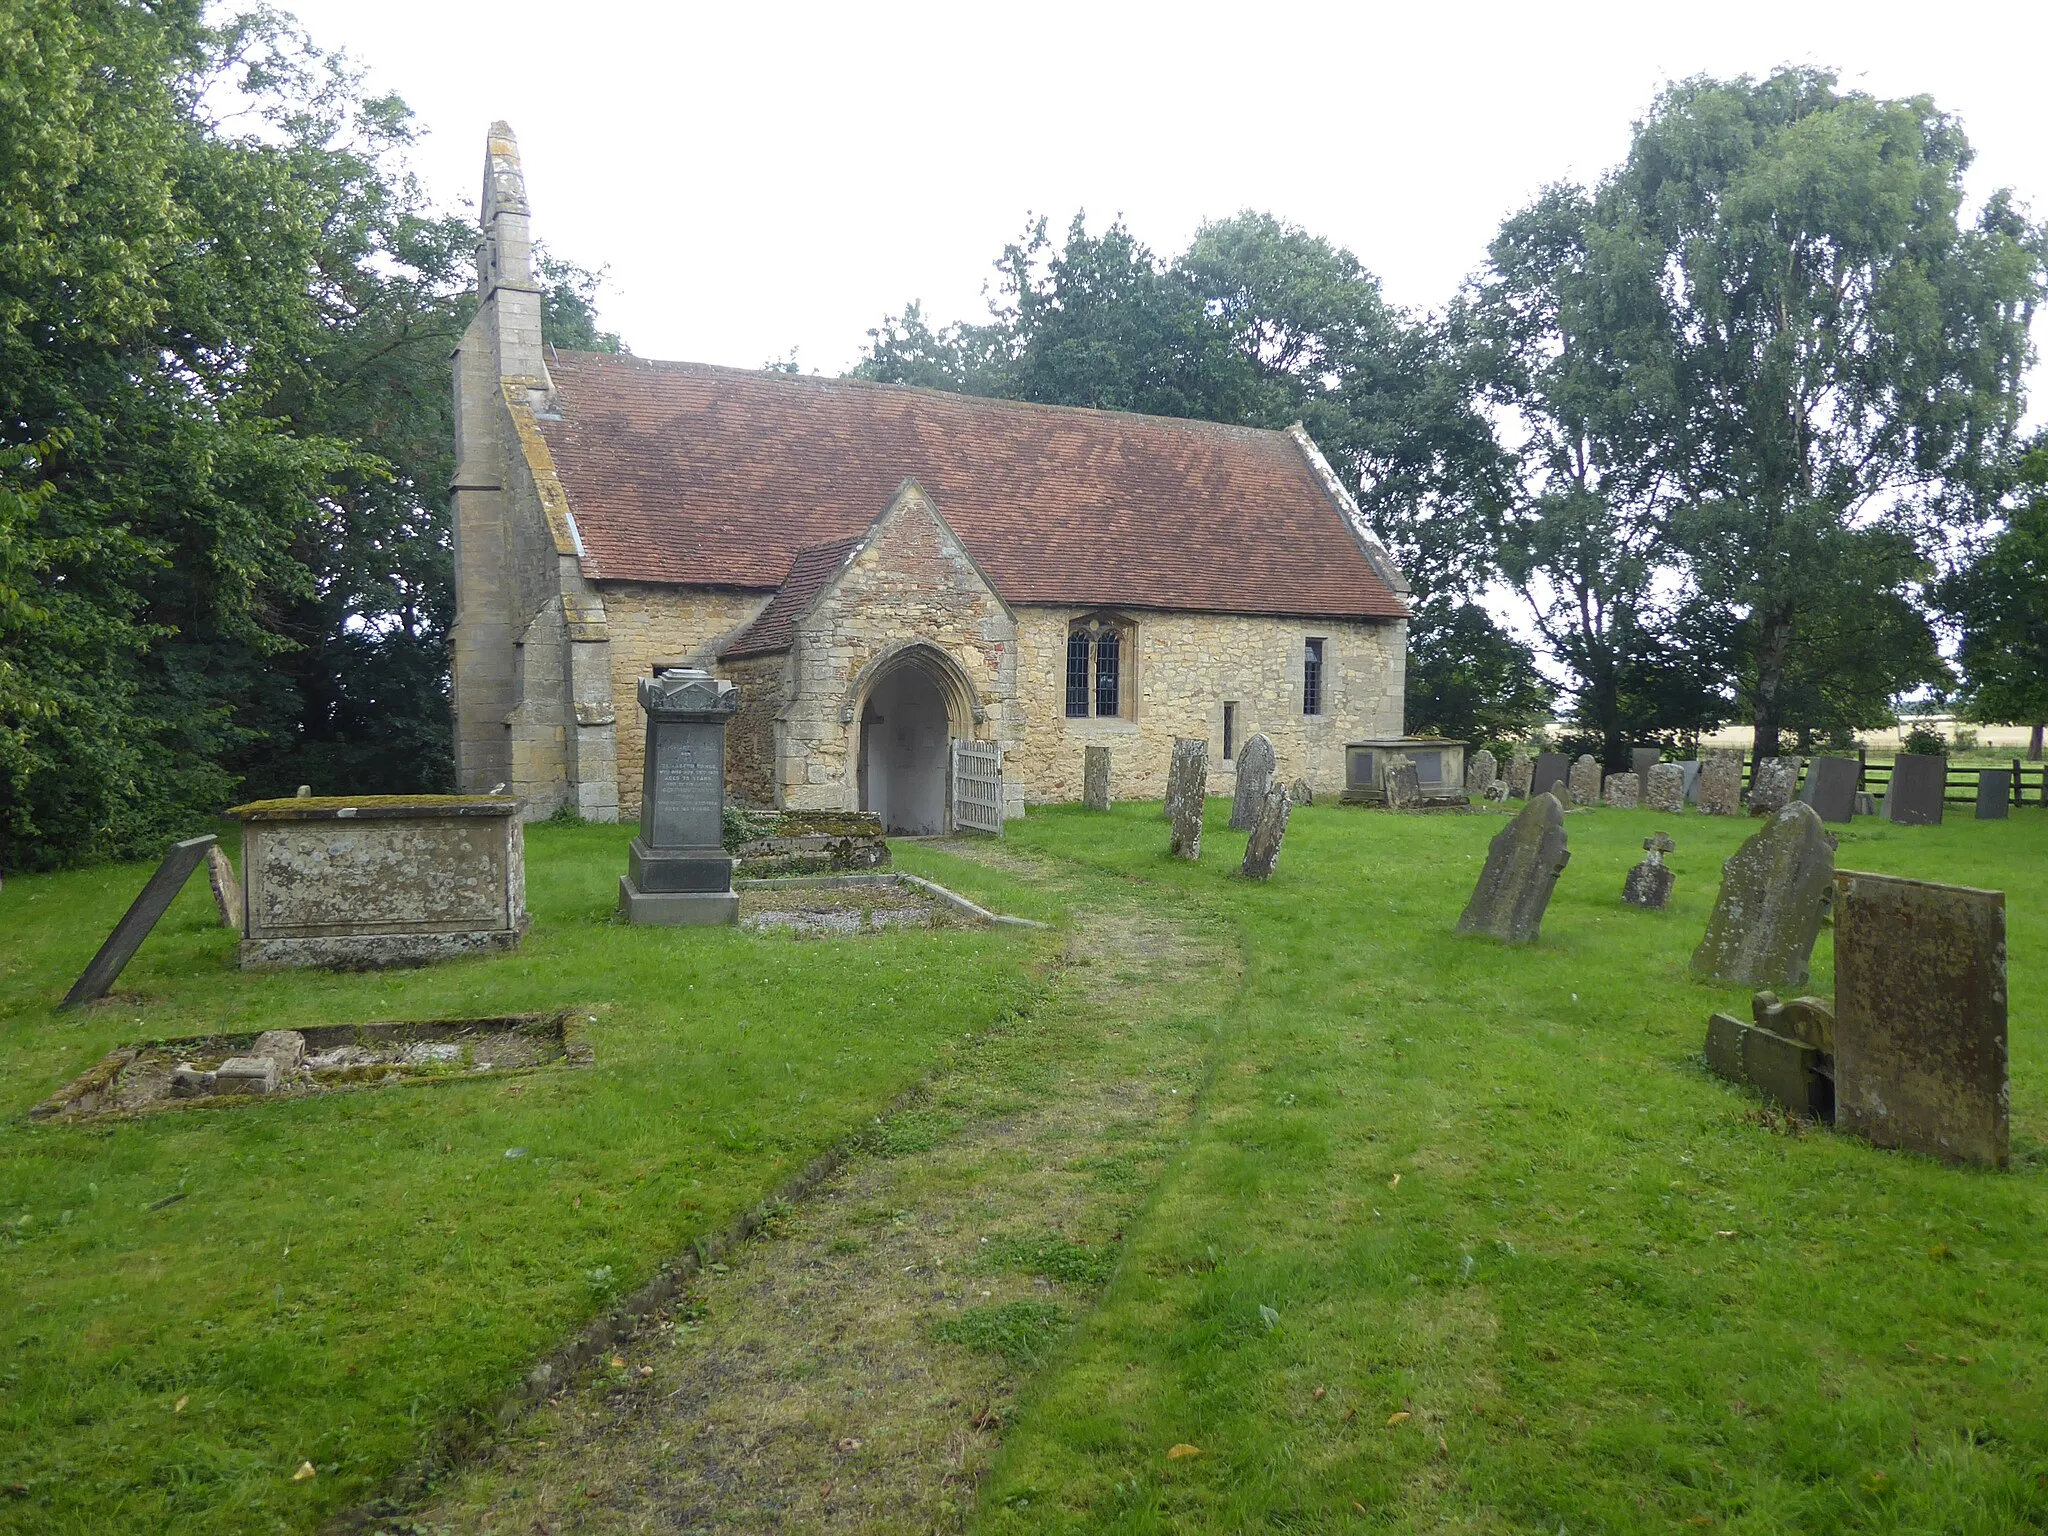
[1094,627,1121,718]
[1303,637,1325,716]
[1066,630,1091,717]
[1065,616,1135,720]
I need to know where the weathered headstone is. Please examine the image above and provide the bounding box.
[1645,762,1687,814]
[1229,734,1276,831]
[1603,772,1640,809]
[1833,870,2007,1168]
[1976,769,2011,820]
[1567,755,1601,806]
[1622,832,1675,909]
[1632,747,1662,800]
[1240,784,1293,880]
[1704,990,1835,1119]
[1679,759,1703,805]
[1467,748,1498,800]
[1384,753,1422,811]
[1799,756,1858,824]
[1456,792,1570,945]
[1748,756,1801,814]
[1881,753,1947,826]
[621,668,741,925]
[1696,755,1744,817]
[1689,802,1835,990]
[1288,777,1314,807]
[205,844,242,932]
[1082,745,1111,811]
[1853,791,1877,817]
[63,835,219,1007]
[1531,752,1569,799]
[1167,737,1208,860]
[1507,752,1535,798]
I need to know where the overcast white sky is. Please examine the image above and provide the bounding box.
[280,0,2047,389]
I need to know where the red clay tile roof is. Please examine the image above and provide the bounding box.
[538,352,1408,621]
[720,536,862,659]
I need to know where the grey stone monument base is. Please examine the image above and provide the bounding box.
[619,879,740,926]
[238,927,524,970]
[628,838,734,892]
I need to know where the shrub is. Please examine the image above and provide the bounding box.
[1902,725,1948,757]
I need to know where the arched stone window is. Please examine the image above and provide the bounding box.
[1066,615,1135,719]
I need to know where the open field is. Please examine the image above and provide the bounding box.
[3,800,2044,1533]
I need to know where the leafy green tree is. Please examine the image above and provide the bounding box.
[1942,446,2048,758]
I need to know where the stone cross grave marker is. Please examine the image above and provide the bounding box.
[63,835,219,1007]
[1799,756,1858,824]
[1623,832,1675,909]
[1689,802,1835,990]
[1384,753,1422,810]
[205,843,242,932]
[1834,870,2007,1168]
[1507,752,1535,798]
[1567,754,1601,806]
[1632,746,1662,800]
[1240,783,1293,879]
[1976,768,2011,820]
[1531,752,1569,800]
[621,668,741,926]
[1696,755,1744,816]
[1882,753,1947,825]
[1467,748,1498,801]
[1748,756,1801,815]
[1229,733,1276,831]
[1167,737,1208,860]
[1083,745,1111,811]
[1603,772,1640,809]
[1645,762,1687,814]
[1456,792,1570,945]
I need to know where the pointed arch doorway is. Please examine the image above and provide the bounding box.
[857,657,952,835]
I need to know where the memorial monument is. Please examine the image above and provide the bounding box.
[620,668,741,925]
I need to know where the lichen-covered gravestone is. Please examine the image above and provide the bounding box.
[1240,784,1293,879]
[1567,755,1601,806]
[1456,792,1571,945]
[1167,737,1208,860]
[1289,777,1314,807]
[1976,769,2011,820]
[1384,754,1422,810]
[1748,756,1801,814]
[1603,772,1640,809]
[1833,870,2007,1168]
[1645,762,1687,814]
[1697,754,1743,817]
[205,844,242,932]
[1800,755,1858,824]
[1689,802,1835,989]
[621,668,741,926]
[1882,753,1947,826]
[1229,733,1276,831]
[1083,745,1111,811]
[1467,749,1498,800]
[1507,752,1535,798]
[1623,833,1675,909]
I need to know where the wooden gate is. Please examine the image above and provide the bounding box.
[951,739,1004,836]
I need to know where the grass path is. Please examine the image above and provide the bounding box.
[408,845,1241,1533]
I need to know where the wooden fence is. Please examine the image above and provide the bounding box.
[1734,751,2045,807]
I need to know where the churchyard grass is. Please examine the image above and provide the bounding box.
[0,821,1048,1534]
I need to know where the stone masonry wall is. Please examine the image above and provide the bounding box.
[720,653,791,809]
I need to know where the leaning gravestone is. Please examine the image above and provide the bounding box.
[1748,756,1801,814]
[1697,755,1744,817]
[205,844,242,932]
[1679,759,1703,805]
[1167,737,1208,860]
[1456,792,1571,945]
[1467,748,1498,801]
[1881,753,1947,826]
[1507,752,1535,799]
[1083,745,1111,811]
[1704,991,1836,1119]
[1240,783,1293,880]
[1834,870,2007,1168]
[1645,762,1687,814]
[1799,755,1858,824]
[1632,746,1662,800]
[1623,832,1675,910]
[1531,752,1569,800]
[1689,802,1835,990]
[1567,755,1601,806]
[1384,754,1422,810]
[621,668,741,925]
[1229,733,1277,831]
[1604,772,1640,809]
[1976,769,2011,820]
[63,835,220,1007]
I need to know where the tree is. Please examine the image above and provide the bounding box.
[1942,446,2048,758]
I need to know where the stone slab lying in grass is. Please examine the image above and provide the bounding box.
[28,1011,590,1123]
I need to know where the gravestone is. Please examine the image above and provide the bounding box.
[1167,737,1208,860]
[206,844,242,932]
[1603,772,1640,810]
[1507,752,1536,798]
[1082,745,1111,811]
[1289,777,1314,807]
[1467,748,1498,800]
[1881,753,1947,826]
[1632,747,1662,800]
[1679,759,1703,805]
[1800,756,1858,824]
[1833,870,2007,1168]
[1384,754,1422,811]
[1645,762,1687,814]
[1240,784,1293,880]
[1622,832,1675,909]
[1976,769,2011,820]
[1567,755,1601,806]
[63,835,220,1007]
[621,668,741,925]
[1689,802,1835,990]
[1696,755,1744,817]
[1229,733,1277,831]
[1456,792,1570,945]
[1704,990,1835,1119]
[1530,752,1569,799]
[1748,756,1801,814]
[1854,791,1877,817]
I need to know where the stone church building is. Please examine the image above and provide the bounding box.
[451,125,1411,831]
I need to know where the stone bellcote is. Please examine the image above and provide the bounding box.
[477,122,551,401]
